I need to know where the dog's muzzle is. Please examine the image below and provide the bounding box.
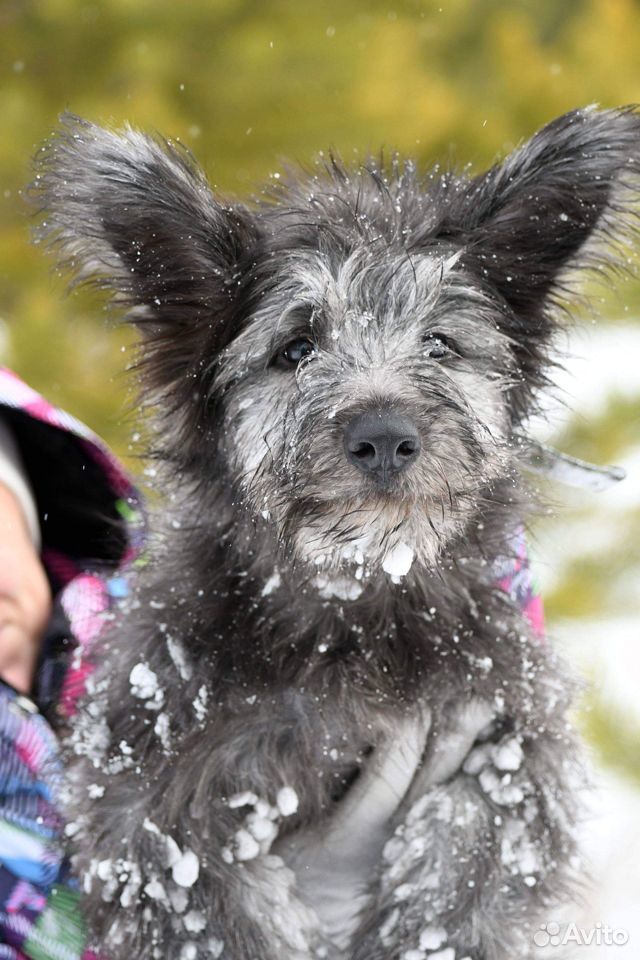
[343,409,420,486]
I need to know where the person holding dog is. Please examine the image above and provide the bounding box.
[0,366,142,960]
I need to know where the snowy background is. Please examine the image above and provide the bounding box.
[531,323,640,957]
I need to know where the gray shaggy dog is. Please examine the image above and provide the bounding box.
[32,105,639,960]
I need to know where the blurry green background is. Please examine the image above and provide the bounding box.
[0,0,639,846]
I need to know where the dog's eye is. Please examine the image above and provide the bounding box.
[279,338,318,366]
[423,334,454,359]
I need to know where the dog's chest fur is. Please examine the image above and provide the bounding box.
[79,504,543,819]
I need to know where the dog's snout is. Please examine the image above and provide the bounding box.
[344,410,421,483]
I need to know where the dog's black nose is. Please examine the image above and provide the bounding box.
[344,410,421,483]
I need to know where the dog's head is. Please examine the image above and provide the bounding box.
[33,107,640,579]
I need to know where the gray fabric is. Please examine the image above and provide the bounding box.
[0,417,40,548]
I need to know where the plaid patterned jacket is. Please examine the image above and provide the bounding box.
[0,368,543,960]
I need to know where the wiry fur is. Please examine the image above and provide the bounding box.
[31,106,640,959]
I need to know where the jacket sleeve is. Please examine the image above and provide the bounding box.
[0,682,92,960]
[494,527,546,642]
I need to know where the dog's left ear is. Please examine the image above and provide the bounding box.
[31,114,259,410]
[437,106,640,402]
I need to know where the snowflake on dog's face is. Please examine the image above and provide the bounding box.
[218,245,515,575]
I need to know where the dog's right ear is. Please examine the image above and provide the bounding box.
[31,114,259,406]
[428,106,640,419]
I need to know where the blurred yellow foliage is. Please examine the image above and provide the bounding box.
[0,0,638,450]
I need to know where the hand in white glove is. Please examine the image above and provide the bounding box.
[275,699,495,953]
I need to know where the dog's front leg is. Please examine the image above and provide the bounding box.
[69,692,348,960]
[349,709,580,960]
